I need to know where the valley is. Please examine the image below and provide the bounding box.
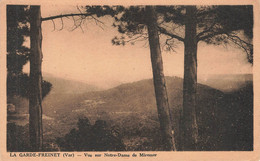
[7,74,253,151]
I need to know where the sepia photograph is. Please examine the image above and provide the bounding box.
[1,1,260,160]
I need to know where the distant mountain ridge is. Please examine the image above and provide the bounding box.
[198,74,253,92]
[43,73,101,94]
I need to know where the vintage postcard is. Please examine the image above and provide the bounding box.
[0,0,259,160]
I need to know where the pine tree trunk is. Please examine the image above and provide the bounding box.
[181,6,199,150]
[29,5,43,151]
[145,6,176,151]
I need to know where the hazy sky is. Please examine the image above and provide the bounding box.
[23,5,252,88]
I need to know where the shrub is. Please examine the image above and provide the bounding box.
[56,117,125,151]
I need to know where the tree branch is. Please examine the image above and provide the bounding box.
[196,22,216,39]
[42,12,105,32]
[198,30,226,41]
[51,19,55,31]
[228,36,250,56]
[228,34,252,47]
[58,17,64,31]
[158,26,184,42]
[125,34,148,43]
[41,13,93,21]
[163,37,176,52]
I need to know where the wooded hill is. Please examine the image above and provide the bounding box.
[7,75,253,151]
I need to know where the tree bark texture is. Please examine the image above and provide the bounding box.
[181,6,199,151]
[29,5,43,151]
[145,6,176,151]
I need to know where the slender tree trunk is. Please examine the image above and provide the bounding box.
[29,5,43,151]
[180,6,199,150]
[145,6,176,151]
